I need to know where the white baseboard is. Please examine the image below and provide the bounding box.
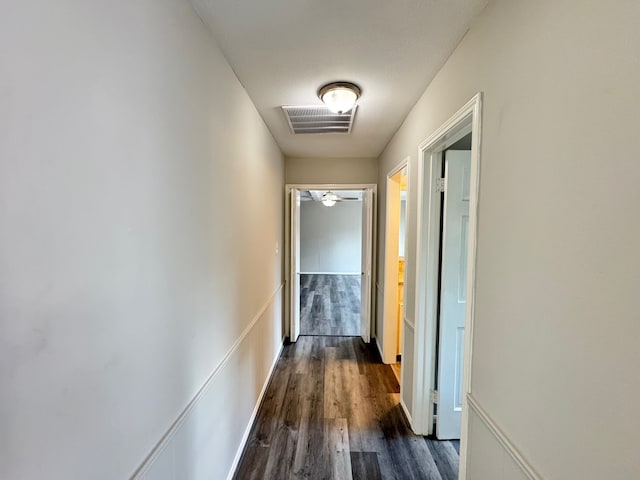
[400,398,413,426]
[225,340,285,480]
[374,336,384,362]
[467,394,542,480]
[403,316,415,331]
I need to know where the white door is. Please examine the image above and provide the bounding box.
[359,188,374,343]
[290,189,301,342]
[436,150,471,439]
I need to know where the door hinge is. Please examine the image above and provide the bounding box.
[435,178,446,193]
[430,389,439,405]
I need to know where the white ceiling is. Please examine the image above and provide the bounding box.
[191,0,487,158]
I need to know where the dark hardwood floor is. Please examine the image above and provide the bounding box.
[300,274,361,336]
[233,336,460,480]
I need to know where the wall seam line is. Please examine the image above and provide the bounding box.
[466,394,543,480]
[225,340,285,480]
[129,281,285,480]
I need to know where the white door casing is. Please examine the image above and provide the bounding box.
[360,188,374,343]
[412,93,482,480]
[286,184,377,343]
[436,150,471,439]
[290,188,301,342]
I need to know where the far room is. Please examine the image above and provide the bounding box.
[298,190,364,336]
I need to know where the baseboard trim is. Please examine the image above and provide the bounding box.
[130,282,285,480]
[225,340,285,480]
[400,398,413,426]
[374,336,384,362]
[403,317,415,331]
[466,394,542,480]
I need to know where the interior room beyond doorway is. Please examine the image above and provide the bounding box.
[382,159,408,376]
[385,167,407,382]
[299,190,363,336]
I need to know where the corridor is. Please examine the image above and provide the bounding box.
[234,336,459,479]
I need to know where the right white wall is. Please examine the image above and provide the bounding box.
[378,1,640,478]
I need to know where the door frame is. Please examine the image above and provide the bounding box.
[284,183,377,342]
[381,159,410,364]
[412,93,482,479]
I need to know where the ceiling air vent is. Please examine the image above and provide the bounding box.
[281,105,357,134]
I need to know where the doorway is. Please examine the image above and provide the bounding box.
[412,93,482,479]
[286,184,376,343]
[298,190,363,336]
[434,141,472,439]
[382,161,409,384]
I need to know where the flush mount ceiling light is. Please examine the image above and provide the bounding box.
[318,82,361,114]
[321,191,339,207]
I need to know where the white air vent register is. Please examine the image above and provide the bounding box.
[281,105,357,134]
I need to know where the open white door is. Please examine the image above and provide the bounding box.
[290,189,301,342]
[359,188,373,343]
[436,150,471,439]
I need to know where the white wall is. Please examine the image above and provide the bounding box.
[377,0,640,478]
[0,1,284,479]
[300,201,362,274]
[286,156,378,184]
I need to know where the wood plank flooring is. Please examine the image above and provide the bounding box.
[234,336,459,480]
[300,274,361,336]
[390,361,401,384]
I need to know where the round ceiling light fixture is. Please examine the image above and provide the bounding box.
[318,82,361,114]
[321,191,339,207]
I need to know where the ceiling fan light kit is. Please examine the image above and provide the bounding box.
[318,81,361,114]
[321,191,339,207]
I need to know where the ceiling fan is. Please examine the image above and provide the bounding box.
[300,190,361,207]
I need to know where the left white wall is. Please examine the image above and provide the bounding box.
[0,1,284,479]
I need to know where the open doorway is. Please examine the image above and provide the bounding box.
[412,93,482,479]
[286,184,376,343]
[382,163,409,385]
[298,190,363,336]
[433,137,472,440]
